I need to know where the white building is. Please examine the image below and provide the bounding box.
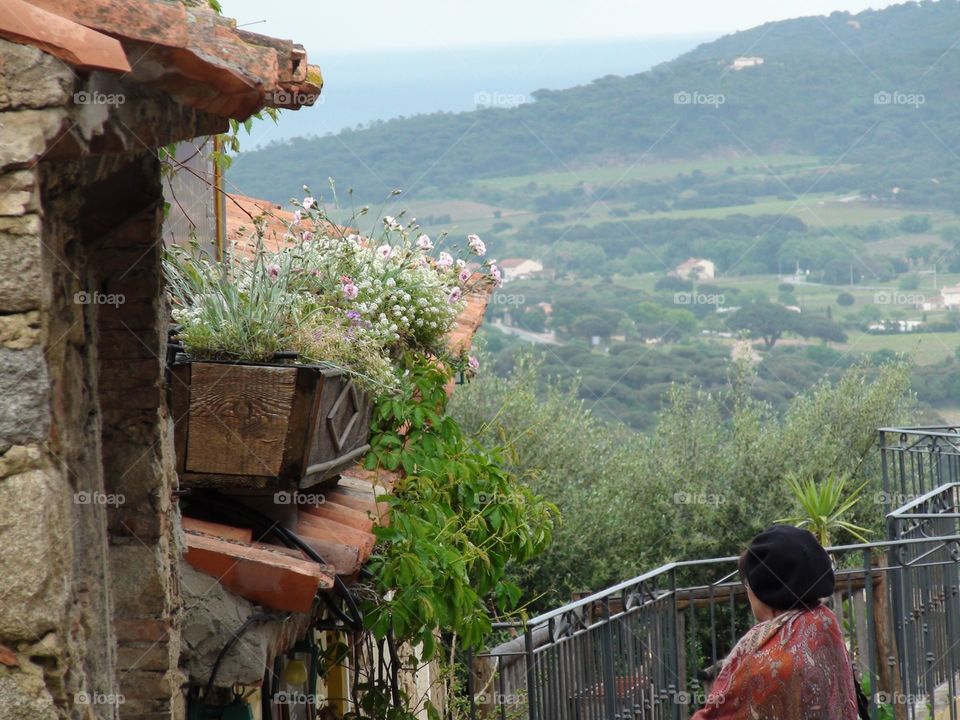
[498,258,544,282]
[730,56,764,71]
[673,257,716,281]
[940,284,960,309]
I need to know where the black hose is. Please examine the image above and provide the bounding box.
[185,491,364,630]
[204,612,273,700]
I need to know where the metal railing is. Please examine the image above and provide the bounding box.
[880,427,960,512]
[468,531,960,720]
[461,429,960,720]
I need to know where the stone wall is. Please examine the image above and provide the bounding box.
[0,36,222,720]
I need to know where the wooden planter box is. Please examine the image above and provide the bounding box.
[170,360,372,490]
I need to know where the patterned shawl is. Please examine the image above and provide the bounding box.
[691,604,859,720]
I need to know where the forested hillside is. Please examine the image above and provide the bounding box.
[230,0,960,209]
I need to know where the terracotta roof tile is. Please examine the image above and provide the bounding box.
[184,529,334,613]
[13,0,321,119]
[0,0,130,72]
[225,194,349,257]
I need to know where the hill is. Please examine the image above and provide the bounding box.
[229,0,960,210]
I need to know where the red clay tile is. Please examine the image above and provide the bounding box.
[0,0,130,72]
[182,516,253,543]
[0,644,18,667]
[184,530,333,613]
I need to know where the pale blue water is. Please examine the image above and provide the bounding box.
[252,35,714,146]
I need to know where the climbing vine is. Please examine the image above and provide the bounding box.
[348,354,557,718]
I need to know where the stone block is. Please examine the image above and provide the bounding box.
[0,345,49,451]
[0,39,73,111]
[0,310,41,349]
[0,108,68,169]
[0,215,42,312]
[0,672,57,720]
[0,466,70,641]
[109,544,169,618]
[0,170,38,215]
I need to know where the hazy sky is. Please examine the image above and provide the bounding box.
[223,0,902,55]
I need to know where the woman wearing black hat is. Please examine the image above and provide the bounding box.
[691,525,860,720]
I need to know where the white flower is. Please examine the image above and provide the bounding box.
[448,287,462,303]
[386,277,396,287]
[467,234,486,256]
[416,234,433,250]
[293,210,302,225]
[302,196,315,210]
[437,252,453,269]
[490,262,502,286]
[377,245,393,260]
[456,258,466,269]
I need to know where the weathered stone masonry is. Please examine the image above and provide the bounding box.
[0,2,320,717]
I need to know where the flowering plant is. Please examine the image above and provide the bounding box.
[164,188,496,393]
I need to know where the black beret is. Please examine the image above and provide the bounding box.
[741,525,835,610]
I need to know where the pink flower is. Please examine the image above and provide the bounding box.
[490,263,502,286]
[343,283,359,300]
[458,269,471,284]
[468,356,480,371]
[467,234,486,256]
[302,231,313,242]
[416,234,433,251]
[437,252,453,270]
[266,263,281,279]
[447,287,462,303]
[302,196,315,210]
[292,210,302,225]
[377,245,393,260]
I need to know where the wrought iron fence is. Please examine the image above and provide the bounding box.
[880,427,960,512]
[468,531,960,720]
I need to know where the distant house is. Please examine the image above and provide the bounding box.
[673,257,716,281]
[499,258,544,282]
[937,284,960,309]
[730,56,764,71]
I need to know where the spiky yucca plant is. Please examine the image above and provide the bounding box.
[777,474,872,547]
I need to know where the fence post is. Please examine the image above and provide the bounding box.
[870,568,906,720]
[524,628,538,720]
[600,597,618,720]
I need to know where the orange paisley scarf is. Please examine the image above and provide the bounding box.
[691,604,859,720]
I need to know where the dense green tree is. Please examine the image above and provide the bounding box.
[727,303,799,349]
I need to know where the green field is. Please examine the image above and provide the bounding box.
[473,154,826,192]
[842,331,960,365]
